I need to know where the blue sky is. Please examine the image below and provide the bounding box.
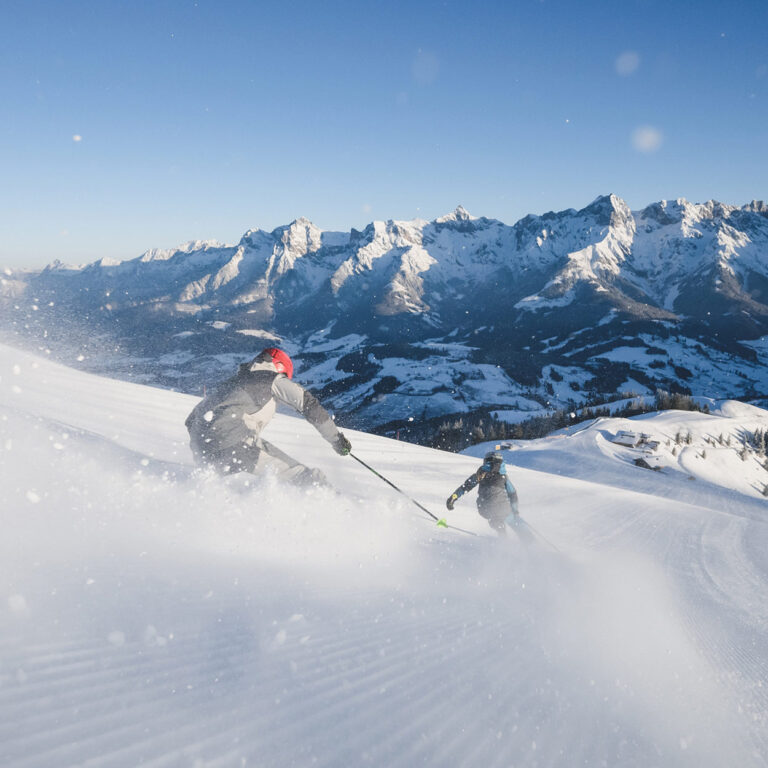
[1,0,766,267]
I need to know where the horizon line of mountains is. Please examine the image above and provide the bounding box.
[2,193,767,436]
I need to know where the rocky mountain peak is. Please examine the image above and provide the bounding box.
[435,205,475,223]
[743,200,768,217]
[581,194,632,226]
[272,217,323,256]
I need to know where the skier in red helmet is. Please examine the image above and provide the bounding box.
[185,347,351,487]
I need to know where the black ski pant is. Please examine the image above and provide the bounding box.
[477,491,519,536]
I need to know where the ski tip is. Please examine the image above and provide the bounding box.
[436,518,448,528]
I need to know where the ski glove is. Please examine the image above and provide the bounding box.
[446,493,458,511]
[333,431,352,456]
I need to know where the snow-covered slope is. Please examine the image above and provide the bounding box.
[468,401,768,504]
[2,195,767,430]
[2,342,768,767]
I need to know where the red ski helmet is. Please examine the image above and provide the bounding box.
[259,347,294,378]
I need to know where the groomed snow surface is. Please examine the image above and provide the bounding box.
[2,342,768,768]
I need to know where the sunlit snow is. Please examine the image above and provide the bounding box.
[1,342,767,767]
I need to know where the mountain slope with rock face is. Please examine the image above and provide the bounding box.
[2,195,767,433]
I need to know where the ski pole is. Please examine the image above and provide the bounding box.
[349,453,477,536]
[520,519,561,553]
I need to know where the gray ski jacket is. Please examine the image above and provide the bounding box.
[185,359,338,452]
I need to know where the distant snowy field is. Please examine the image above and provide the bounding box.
[2,342,768,767]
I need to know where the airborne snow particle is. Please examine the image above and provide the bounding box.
[26,490,40,503]
[72,134,82,142]
[632,126,663,153]
[144,625,167,646]
[8,594,28,613]
[108,631,126,646]
[615,51,640,75]
[413,49,439,85]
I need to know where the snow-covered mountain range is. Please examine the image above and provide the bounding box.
[2,195,767,431]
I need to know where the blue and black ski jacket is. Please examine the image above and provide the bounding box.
[450,459,519,519]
